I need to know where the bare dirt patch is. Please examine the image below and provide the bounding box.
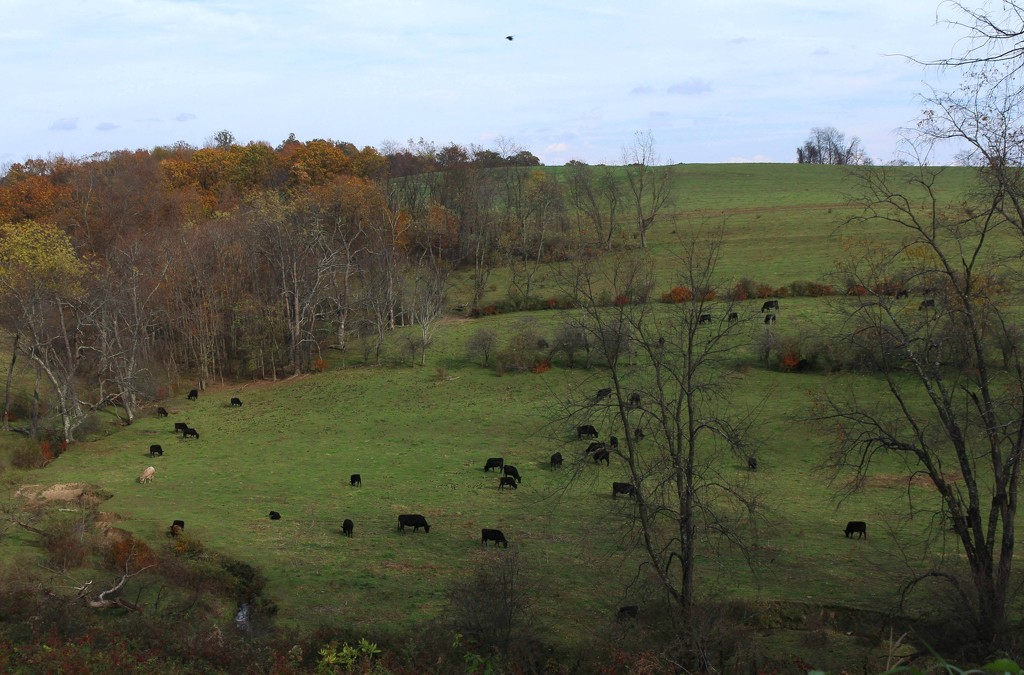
[15,482,113,507]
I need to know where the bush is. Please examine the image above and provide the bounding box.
[661,286,693,303]
[497,320,545,373]
[11,442,46,470]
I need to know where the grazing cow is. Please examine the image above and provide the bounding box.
[342,518,354,537]
[577,424,599,439]
[397,514,430,533]
[149,444,163,457]
[592,449,611,465]
[172,519,185,530]
[499,476,519,490]
[167,521,184,537]
[761,300,780,312]
[595,387,612,401]
[617,605,639,620]
[139,466,156,484]
[634,427,644,441]
[188,389,199,400]
[156,406,168,418]
[727,312,739,322]
[268,511,281,520]
[484,457,504,472]
[844,521,867,539]
[895,289,909,299]
[550,452,563,469]
[230,397,242,407]
[609,436,619,450]
[182,427,199,440]
[481,528,508,548]
[628,392,641,408]
[698,313,712,324]
[747,456,758,471]
[764,313,776,325]
[919,298,935,310]
[174,422,189,435]
[503,464,522,484]
[350,474,361,487]
[585,441,606,455]
[612,482,636,498]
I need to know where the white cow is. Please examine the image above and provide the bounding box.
[139,466,156,484]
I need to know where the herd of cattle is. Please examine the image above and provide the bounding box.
[142,365,866,622]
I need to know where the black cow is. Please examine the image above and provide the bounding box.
[484,457,504,472]
[269,511,281,520]
[156,406,168,418]
[230,397,242,407]
[585,441,606,455]
[628,392,641,407]
[172,519,185,529]
[617,605,639,620]
[550,452,563,469]
[499,476,518,490]
[577,424,599,439]
[187,389,199,400]
[350,474,361,487]
[182,427,199,440]
[612,482,635,498]
[919,298,935,310]
[698,313,712,324]
[167,520,184,537]
[149,444,163,457]
[174,422,189,435]
[595,387,612,401]
[761,300,780,312]
[609,436,619,450]
[764,313,776,325]
[634,427,644,441]
[844,521,867,539]
[747,456,758,471]
[481,528,508,548]
[592,449,610,465]
[503,465,522,484]
[397,514,430,533]
[342,518,354,537]
[727,312,739,322]
[895,289,909,299]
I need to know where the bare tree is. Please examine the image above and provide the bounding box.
[560,232,760,663]
[816,162,1024,646]
[622,131,674,248]
[564,160,623,250]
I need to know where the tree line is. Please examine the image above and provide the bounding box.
[0,131,673,441]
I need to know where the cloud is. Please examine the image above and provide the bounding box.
[728,37,753,45]
[175,113,196,122]
[668,78,712,95]
[727,154,773,163]
[630,85,655,95]
[544,142,569,153]
[96,122,119,131]
[49,118,78,131]
[812,47,830,57]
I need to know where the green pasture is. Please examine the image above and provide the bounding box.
[0,302,983,644]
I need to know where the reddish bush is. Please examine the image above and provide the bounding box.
[614,294,630,307]
[312,357,327,373]
[531,360,552,374]
[781,351,801,371]
[546,298,559,309]
[756,284,775,298]
[847,284,868,296]
[39,441,55,465]
[482,305,498,316]
[661,286,693,303]
[732,283,748,301]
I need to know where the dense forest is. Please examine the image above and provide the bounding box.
[0,132,672,443]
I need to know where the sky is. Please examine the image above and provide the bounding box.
[2,0,974,167]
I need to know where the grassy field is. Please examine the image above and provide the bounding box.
[0,163,1011,668]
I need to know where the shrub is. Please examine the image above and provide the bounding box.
[11,442,46,469]
[614,294,630,307]
[497,320,545,373]
[661,286,693,304]
[531,360,552,374]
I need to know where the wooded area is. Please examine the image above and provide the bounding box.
[0,133,670,441]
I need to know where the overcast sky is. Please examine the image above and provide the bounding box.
[2,1,972,167]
